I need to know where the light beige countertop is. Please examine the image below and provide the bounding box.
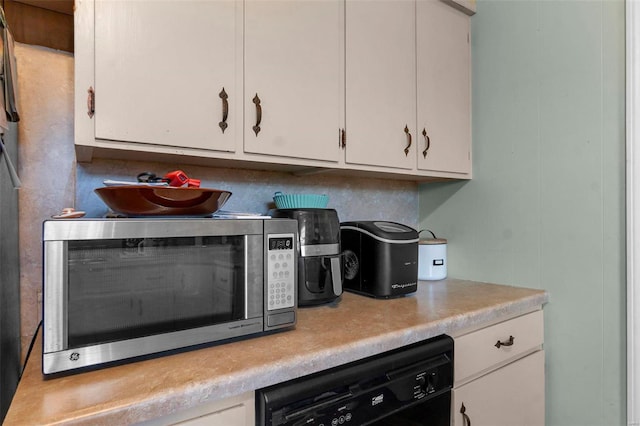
[5,279,548,425]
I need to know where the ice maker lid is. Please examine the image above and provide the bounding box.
[340,221,419,243]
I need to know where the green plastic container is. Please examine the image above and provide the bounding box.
[273,192,329,209]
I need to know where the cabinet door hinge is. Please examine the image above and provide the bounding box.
[87,86,95,118]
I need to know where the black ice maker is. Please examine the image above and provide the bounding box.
[340,221,419,298]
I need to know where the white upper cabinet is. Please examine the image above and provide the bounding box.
[344,0,471,178]
[417,0,471,175]
[244,0,343,163]
[344,0,417,170]
[93,0,240,152]
[75,0,473,181]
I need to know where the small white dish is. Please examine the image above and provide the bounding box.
[52,208,86,219]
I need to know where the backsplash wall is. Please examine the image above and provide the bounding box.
[77,160,418,221]
[16,43,418,355]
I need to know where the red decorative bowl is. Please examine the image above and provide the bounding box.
[95,185,232,216]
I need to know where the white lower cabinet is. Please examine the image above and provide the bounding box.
[451,351,545,426]
[138,391,255,426]
[451,310,545,426]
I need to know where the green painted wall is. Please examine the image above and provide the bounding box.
[418,1,626,425]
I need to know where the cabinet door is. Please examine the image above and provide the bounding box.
[416,0,471,175]
[94,0,239,152]
[451,350,545,426]
[345,0,417,170]
[244,0,343,163]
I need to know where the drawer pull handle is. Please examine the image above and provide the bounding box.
[460,402,471,426]
[495,335,515,348]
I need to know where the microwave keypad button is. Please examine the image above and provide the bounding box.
[267,233,295,311]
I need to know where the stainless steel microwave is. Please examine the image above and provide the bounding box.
[42,218,297,376]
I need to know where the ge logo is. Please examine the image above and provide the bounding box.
[69,352,80,362]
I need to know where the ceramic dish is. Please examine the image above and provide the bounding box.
[95,185,232,216]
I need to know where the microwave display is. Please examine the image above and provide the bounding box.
[66,236,245,348]
[269,236,293,251]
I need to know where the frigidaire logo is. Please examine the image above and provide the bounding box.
[392,282,417,289]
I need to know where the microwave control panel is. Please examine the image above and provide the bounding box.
[266,233,295,311]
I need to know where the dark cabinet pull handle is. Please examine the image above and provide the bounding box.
[495,335,515,348]
[404,125,412,156]
[461,402,471,426]
[87,86,95,118]
[422,128,431,158]
[219,88,228,133]
[253,93,262,136]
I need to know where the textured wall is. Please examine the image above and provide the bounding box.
[419,1,626,424]
[16,43,75,355]
[15,43,418,356]
[77,161,418,223]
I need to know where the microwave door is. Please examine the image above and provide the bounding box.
[43,233,263,371]
[63,236,250,347]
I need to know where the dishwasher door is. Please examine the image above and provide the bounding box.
[257,335,453,426]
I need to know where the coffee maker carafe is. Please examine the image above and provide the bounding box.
[272,209,343,306]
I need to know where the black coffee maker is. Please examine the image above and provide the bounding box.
[272,209,343,306]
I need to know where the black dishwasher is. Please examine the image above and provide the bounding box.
[256,335,453,426]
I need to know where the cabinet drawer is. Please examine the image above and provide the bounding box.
[454,310,543,385]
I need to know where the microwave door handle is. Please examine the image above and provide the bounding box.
[330,256,342,296]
